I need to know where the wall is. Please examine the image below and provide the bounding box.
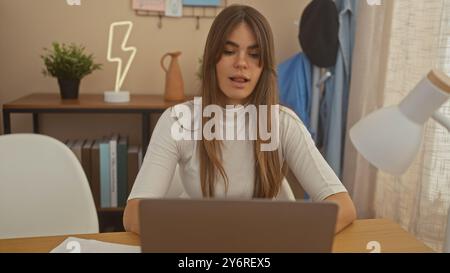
[0,0,308,144]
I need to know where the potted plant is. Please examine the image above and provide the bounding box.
[41,42,102,99]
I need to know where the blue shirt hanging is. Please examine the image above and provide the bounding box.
[277,53,312,131]
[320,0,358,178]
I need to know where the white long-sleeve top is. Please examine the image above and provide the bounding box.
[128,100,347,201]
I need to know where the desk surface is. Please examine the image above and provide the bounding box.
[0,219,433,253]
[3,93,187,111]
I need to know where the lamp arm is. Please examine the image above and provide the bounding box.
[432,111,450,132]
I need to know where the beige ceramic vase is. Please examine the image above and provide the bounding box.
[161,51,185,101]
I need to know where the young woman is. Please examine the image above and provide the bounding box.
[124,5,356,234]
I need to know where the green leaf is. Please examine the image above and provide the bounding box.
[41,42,102,80]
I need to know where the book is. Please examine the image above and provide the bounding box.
[81,139,94,186]
[71,139,85,164]
[127,145,141,196]
[117,136,129,208]
[138,145,143,168]
[90,139,102,208]
[99,138,111,208]
[65,139,74,149]
[109,134,119,208]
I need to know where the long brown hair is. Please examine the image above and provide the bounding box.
[200,4,286,198]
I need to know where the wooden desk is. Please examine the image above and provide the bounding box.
[0,219,434,253]
[2,93,186,154]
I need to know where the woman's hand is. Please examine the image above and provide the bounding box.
[123,199,142,235]
[324,192,357,233]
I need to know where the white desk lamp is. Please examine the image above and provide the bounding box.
[349,69,450,252]
[104,21,137,103]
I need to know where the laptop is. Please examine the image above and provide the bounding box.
[139,198,338,253]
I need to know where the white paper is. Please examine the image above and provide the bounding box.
[50,237,141,253]
[165,0,183,17]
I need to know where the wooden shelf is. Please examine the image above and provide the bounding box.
[2,93,191,156]
[3,93,185,111]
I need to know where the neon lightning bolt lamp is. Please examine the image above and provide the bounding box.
[105,21,137,103]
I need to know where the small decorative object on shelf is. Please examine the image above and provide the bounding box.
[161,51,185,101]
[41,42,102,99]
[105,21,137,103]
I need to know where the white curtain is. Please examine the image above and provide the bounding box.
[344,0,450,252]
[342,0,394,219]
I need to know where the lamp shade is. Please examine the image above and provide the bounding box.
[350,69,450,175]
[350,106,423,175]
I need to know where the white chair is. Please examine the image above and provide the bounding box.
[0,134,99,239]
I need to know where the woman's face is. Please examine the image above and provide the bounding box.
[216,22,263,105]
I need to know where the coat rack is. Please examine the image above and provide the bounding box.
[133,0,228,30]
